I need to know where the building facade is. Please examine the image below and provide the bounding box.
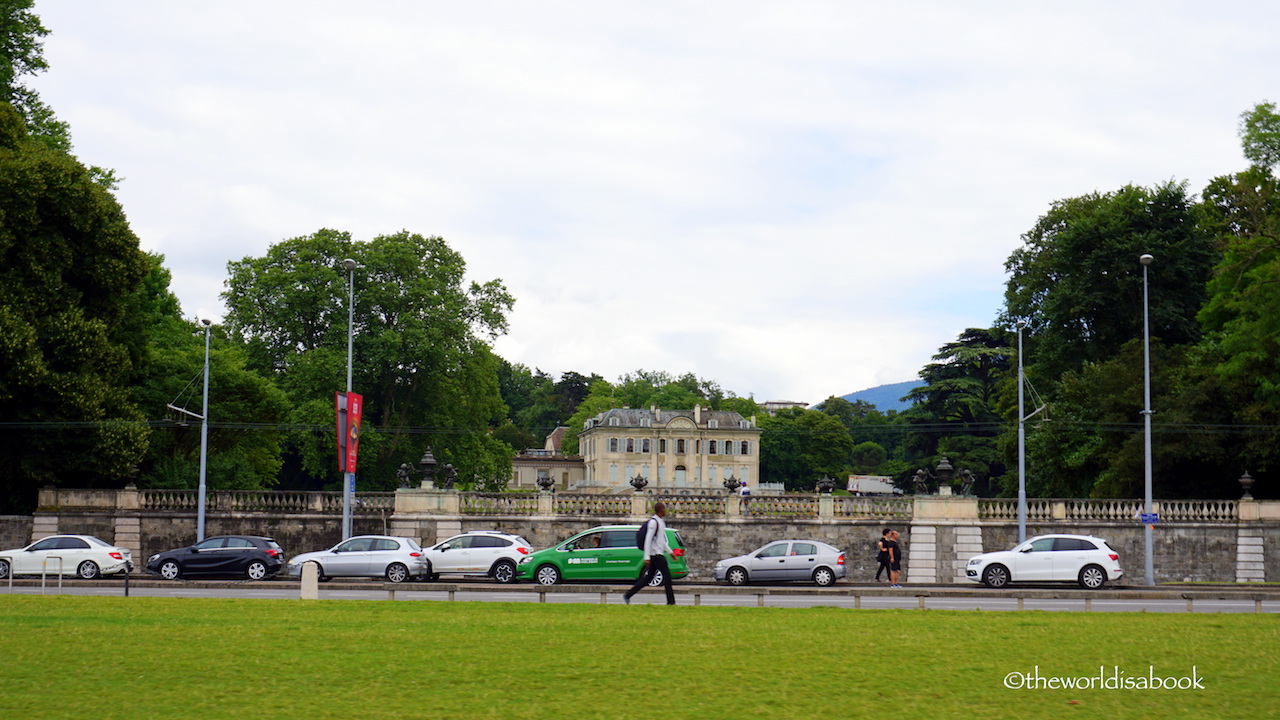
[578,405,761,492]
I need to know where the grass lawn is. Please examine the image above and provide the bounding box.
[1,595,1277,719]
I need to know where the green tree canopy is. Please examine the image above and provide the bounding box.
[1003,182,1216,381]
[0,103,149,511]
[1239,101,1280,171]
[222,229,515,490]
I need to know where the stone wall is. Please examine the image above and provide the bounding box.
[13,487,1278,585]
[0,516,32,550]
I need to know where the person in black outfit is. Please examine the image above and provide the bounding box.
[875,527,893,581]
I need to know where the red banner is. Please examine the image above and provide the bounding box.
[335,391,364,473]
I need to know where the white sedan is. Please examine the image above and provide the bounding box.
[0,535,134,580]
[965,534,1124,589]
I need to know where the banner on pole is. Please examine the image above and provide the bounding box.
[335,391,364,473]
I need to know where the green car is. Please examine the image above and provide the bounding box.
[517,525,689,585]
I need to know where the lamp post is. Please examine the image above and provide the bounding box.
[1140,253,1154,586]
[197,318,212,542]
[1016,319,1027,543]
[341,258,357,540]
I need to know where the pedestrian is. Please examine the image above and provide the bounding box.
[886,529,904,587]
[624,501,676,605]
[738,482,751,516]
[875,527,893,582]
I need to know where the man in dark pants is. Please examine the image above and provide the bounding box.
[875,527,893,581]
[624,501,675,605]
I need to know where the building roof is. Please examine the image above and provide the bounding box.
[583,406,757,431]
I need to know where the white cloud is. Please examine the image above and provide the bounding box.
[31,0,1280,403]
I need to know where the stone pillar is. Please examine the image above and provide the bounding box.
[951,526,983,583]
[908,495,980,585]
[819,494,834,519]
[538,491,554,516]
[630,494,648,519]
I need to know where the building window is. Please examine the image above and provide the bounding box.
[626,438,635,453]
[609,438,619,453]
[676,439,686,454]
[709,440,718,455]
[659,438,667,453]
[609,417,619,426]
[722,441,732,456]
[695,440,702,454]
[609,464,618,484]
[641,438,651,453]
[708,419,718,428]
[740,441,750,455]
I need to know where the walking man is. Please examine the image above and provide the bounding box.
[624,501,676,605]
[875,527,893,582]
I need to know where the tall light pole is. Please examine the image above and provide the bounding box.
[197,318,212,542]
[1140,253,1155,586]
[1016,319,1027,543]
[341,258,357,540]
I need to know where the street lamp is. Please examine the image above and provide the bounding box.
[1016,319,1027,543]
[1140,253,1154,586]
[341,258,357,540]
[197,318,212,542]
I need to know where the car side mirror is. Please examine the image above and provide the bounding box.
[189,547,198,553]
[1019,547,1031,553]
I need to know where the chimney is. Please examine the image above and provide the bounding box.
[694,404,701,424]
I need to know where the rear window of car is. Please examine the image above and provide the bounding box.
[372,539,400,551]
[267,541,283,551]
[1054,538,1096,551]
[85,537,112,548]
[224,538,254,548]
[405,539,422,552]
[472,536,510,548]
[793,543,818,556]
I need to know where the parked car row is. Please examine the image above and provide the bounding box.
[0,529,1125,589]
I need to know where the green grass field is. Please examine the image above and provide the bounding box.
[1,596,1277,719]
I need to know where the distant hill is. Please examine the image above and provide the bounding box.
[837,380,922,413]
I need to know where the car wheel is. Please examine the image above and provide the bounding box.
[246,560,268,581]
[312,564,331,582]
[726,566,748,586]
[0,559,10,580]
[535,564,561,585]
[1078,564,1107,589]
[813,567,835,587]
[77,561,101,580]
[492,559,517,584]
[386,562,410,583]
[159,560,181,580]
[982,564,1010,589]
[647,568,666,587]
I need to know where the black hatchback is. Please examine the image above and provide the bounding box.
[147,535,285,581]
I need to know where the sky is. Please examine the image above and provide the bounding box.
[30,1,1278,404]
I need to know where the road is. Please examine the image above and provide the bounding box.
[4,579,1278,613]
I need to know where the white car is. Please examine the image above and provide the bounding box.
[286,535,428,583]
[422,531,532,583]
[965,534,1123,589]
[0,535,133,580]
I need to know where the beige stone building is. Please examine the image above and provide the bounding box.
[578,405,761,492]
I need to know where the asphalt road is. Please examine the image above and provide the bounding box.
[5,579,1278,613]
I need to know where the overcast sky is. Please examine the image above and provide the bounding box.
[32,2,1277,404]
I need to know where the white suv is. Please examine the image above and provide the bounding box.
[965,534,1124,589]
[422,531,532,583]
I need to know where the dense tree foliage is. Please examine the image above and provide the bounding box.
[0,104,149,511]
[223,230,515,490]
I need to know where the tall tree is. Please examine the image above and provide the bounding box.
[223,229,515,490]
[1003,182,1216,381]
[1239,101,1280,171]
[758,408,853,490]
[0,104,149,512]
[0,0,68,150]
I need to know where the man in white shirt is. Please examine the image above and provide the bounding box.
[624,501,675,605]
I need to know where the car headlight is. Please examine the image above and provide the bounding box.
[714,560,724,568]
[148,554,158,563]
[519,556,531,564]
[968,558,982,565]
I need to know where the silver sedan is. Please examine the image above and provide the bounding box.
[286,535,428,583]
[714,540,847,587]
